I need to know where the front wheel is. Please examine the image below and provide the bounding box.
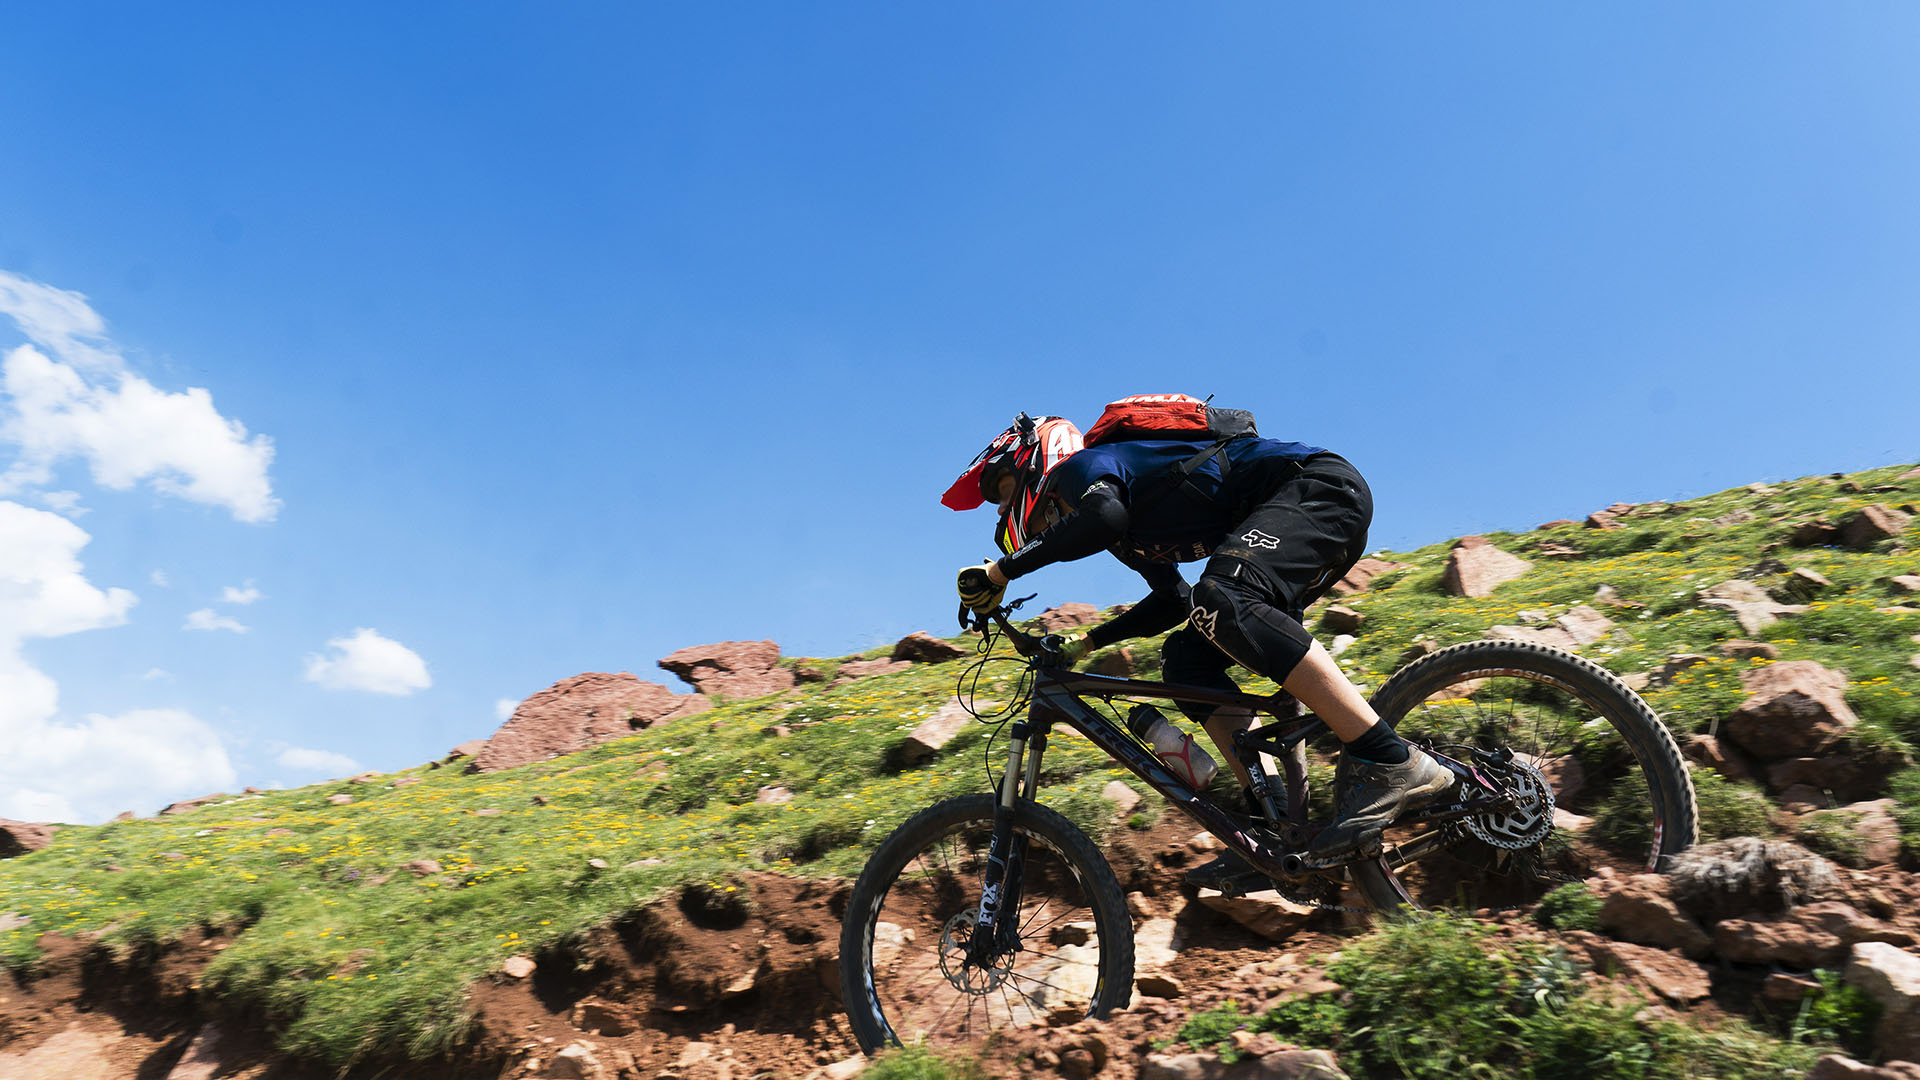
[1349,640,1698,912]
[838,794,1133,1055]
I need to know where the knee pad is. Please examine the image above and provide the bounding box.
[1189,572,1315,682]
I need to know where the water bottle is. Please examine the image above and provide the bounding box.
[1126,705,1218,790]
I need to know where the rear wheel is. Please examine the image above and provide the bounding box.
[838,794,1133,1054]
[1348,641,1697,912]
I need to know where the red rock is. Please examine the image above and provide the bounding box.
[1766,748,1912,803]
[0,819,58,857]
[1088,646,1134,677]
[473,672,710,772]
[442,739,488,764]
[1321,604,1365,633]
[159,794,226,816]
[1845,942,1920,1062]
[833,657,914,683]
[1841,505,1911,549]
[1790,521,1842,547]
[1717,639,1780,660]
[1593,940,1713,1003]
[658,640,795,698]
[1808,1055,1920,1080]
[1585,511,1624,530]
[891,631,969,663]
[1037,603,1103,631]
[1595,874,1711,958]
[1798,802,1904,867]
[897,698,986,764]
[1698,579,1807,636]
[1714,917,1847,968]
[1195,889,1318,942]
[1537,519,1577,530]
[1440,537,1531,597]
[1721,661,1858,760]
[1887,575,1920,595]
[1682,735,1755,784]
[1330,558,1409,597]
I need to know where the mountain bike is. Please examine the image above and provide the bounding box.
[837,597,1698,1054]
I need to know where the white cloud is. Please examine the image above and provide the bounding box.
[0,499,235,823]
[495,697,520,721]
[275,746,360,775]
[184,607,248,633]
[150,569,170,587]
[0,270,279,524]
[303,628,431,696]
[36,490,86,517]
[141,667,172,681]
[220,583,261,605]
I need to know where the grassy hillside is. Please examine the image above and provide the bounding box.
[3,463,1917,1069]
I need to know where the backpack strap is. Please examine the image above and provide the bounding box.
[1129,433,1252,517]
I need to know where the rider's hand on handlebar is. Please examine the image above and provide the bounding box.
[956,562,1008,614]
[1055,631,1091,667]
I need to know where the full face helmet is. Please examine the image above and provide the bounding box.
[942,413,1085,555]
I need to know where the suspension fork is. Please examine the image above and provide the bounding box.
[968,714,1051,965]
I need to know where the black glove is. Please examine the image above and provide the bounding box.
[956,562,1007,614]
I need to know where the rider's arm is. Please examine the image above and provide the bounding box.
[1086,561,1189,648]
[995,478,1129,580]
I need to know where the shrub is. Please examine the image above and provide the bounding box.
[863,1045,987,1080]
[1795,811,1867,868]
[1791,970,1881,1057]
[1692,769,1778,842]
[1534,882,1602,932]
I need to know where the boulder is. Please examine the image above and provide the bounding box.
[1809,1055,1920,1080]
[1766,748,1912,803]
[1667,838,1842,921]
[1720,661,1858,760]
[1717,639,1780,660]
[891,631,969,663]
[547,1042,605,1080]
[1485,605,1614,651]
[1841,505,1912,549]
[0,819,58,857]
[833,657,914,683]
[441,739,489,764]
[1037,603,1103,631]
[1590,939,1713,1003]
[1195,888,1317,942]
[473,672,711,772]
[1790,521,1842,548]
[1775,568,1834,602]
[1102,781,1142,816]
[1251,1049,1350,1079]
[1845,942,1920,1061]
[1798,802,1905,868]
[658,640,796,698]
[1698,579,1808,636]
[1535,540,1582,559]
[1089,647,1135,677]
[896,698,985,765]
[1714,917,1847,968]
[1682,735,1756,784]
[1595,874,1711,958]
[1888,575,1920,595]
[1650,654,1712,686]
[159,793,226,816]
[1440,536,1531,597]
[1330,557,1409,597]
[1321,604,1365,633]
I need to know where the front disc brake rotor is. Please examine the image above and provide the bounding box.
[935,909,1015,994]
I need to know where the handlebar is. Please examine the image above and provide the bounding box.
[974,602,1068,664]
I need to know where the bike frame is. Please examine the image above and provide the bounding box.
[966,634,1513,963]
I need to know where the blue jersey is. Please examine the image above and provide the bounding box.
[1044,437,1326,563]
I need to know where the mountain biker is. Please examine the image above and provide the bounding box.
[945,413,1455,891]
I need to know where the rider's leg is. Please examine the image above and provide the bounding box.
[1161,628,1257,789]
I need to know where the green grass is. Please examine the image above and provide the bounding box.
[5,463,1919,1069]
[1534,881,1602,932]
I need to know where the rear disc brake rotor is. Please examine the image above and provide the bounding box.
[1465,758,1555,850]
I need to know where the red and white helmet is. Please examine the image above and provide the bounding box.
[942,413,1084,555]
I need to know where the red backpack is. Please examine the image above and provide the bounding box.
[1084,393,1257,447]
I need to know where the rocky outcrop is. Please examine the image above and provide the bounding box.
[1720,661,1858,760]
[895,698,991,765]
[1698,579,1807,636]
[1037,603,1103,631]
[1593,873,1711,958]
[1667,838,1843,921]
[1589,938,1713,1003]
[1440,536,1530,597]
[1485,604,1615,651]
[1330,558,1408,597]
[658,640,796,699]
[1841,505,1912,549]
[0,819,58,857]
[1793,801,1904,867]
[890,631,969,663]
[473,672,711,772]
[1846,942,1920,1061]
[832,657,914,684]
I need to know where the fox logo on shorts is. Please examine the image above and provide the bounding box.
[1240,528,1282,549]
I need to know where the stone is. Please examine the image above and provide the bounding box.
[1790,521,1842,547]
[1140,1054,1216,1080]
[1196,889,1317,941]
[896,698,984,764]
[753,785,792,805]
[1841,505,1912,549]
[1538,519,1578,530]
[502,955,536,978]
[1037,603,1103,631]
[1682,735,1755,783]
[1536,540,1582,559]
[1321,604,1365,633]
[1888,575,1920,595]
[404,859,443,876]
[659,640,796,698]
[820,1057,868,1080]
[891,631,968,663]
[1809,1055,1920,1080]
[1714,917,1847,968]
[442,739,489,764]
[1775,568,1834,602]
[0,819,58,857]
[327,794,354,805]
[1720,661,1858,760]
[1593,584,1644,609]
[1486,605,1614,651]
[475,672,711,772]
[1253,1049,1350,1079]
[1650,654,1712,686]
[1767,749,1913,803]
[1329,634,1357,656]
[1136,972,1184,997]
[165,1024,233,1080]
[832,657,914,683]
[546,1042,604,1079]
[1102,780,1142,816]
[1330,558,1408,597]
[1089,647,1135,677]
[392,777,420,788]
[1717,639,1780,660]
[159,793,225,815]
[1845,942,1920,1061]
[1667,838,1843,921]
[1591,940,1713,1003]
[1698,579,1808,636]
[1440,536,1531,597]
[1762,971,1822,1003]
[1595,874,1712,958]
[571,997,636,1036]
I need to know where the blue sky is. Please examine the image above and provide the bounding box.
[2,5,1915,823]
